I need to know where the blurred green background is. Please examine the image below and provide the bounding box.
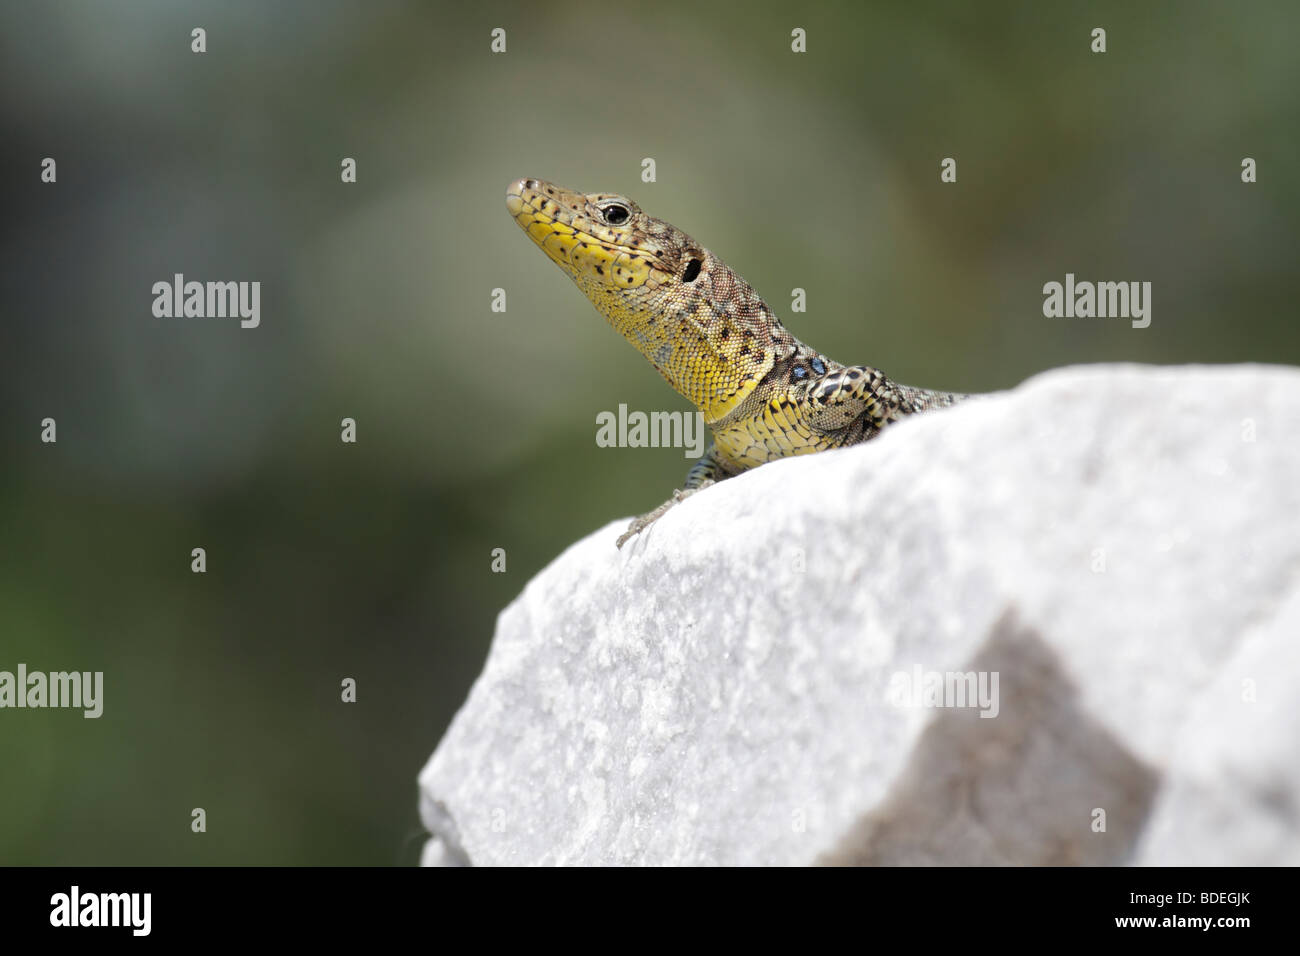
[2,0,1297,864]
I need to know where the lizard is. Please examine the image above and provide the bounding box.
[506,178,968,548]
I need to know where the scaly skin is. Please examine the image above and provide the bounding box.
[506,178,967,546]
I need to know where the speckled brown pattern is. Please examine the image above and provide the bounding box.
[507,178,967,546]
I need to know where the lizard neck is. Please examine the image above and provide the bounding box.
[590,250,802,424]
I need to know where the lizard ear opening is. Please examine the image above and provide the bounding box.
[682,258,702,283]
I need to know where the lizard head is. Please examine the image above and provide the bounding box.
[506,178,695,296]
[506,178,781,422]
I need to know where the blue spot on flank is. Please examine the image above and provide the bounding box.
[810,357,826,375]
[792,366,808,380]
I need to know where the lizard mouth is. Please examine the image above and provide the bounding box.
[506,179,593,233]
[506,178,663,283]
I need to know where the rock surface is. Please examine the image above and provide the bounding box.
[419,364,1300,866]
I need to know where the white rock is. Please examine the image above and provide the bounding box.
[418,364,1300,865]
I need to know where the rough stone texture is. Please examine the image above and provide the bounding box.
[419,364,1300,866]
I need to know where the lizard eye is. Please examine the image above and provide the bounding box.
[601,203,631,225]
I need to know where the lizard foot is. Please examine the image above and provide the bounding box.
[615,480,715,549]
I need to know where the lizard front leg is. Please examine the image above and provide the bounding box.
[798,364,965,432]
[615,444,731,548]
[796,364,901,432]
